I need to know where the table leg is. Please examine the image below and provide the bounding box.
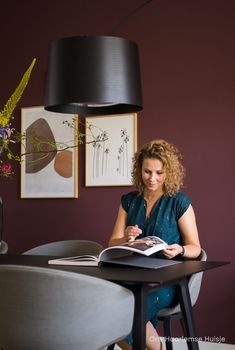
[129,284,148,350]
[178,278,199,350]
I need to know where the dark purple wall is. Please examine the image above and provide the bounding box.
[1,0,234,344]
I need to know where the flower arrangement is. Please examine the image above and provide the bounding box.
[0,59,36,177]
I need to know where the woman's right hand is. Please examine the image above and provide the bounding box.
[124,225,142,242]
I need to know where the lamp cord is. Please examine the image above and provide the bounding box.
[109,0,154,35]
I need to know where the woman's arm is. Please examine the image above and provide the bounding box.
[108,205,142,246]
[164,204,201,259]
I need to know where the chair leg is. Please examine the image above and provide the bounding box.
[180,316,187,337]
[162,316,173,350]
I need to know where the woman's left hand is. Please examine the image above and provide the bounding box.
[163,244,183,259]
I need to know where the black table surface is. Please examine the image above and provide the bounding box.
[0,254,229,350]
[0,254,229,287]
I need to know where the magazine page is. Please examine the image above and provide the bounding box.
[48,236,167,266]
[99,236,167,262]
[48,255,99,266]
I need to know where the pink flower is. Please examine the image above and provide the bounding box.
[1,162,13,175]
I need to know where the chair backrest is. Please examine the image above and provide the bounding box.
[0,240,8,254]
[23,239,103,257]
[187,248,207,306]
[158,248,207,317]
[0,264,134,350]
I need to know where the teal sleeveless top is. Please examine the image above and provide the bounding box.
[121,191,192,246]
[121,191,193,344]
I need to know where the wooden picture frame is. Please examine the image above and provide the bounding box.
[85,113,137,187]
[20,106,78,198]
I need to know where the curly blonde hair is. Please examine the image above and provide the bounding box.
[132,139,185,196]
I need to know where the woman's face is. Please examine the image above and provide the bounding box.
[141,158,166,193]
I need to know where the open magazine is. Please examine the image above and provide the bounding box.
[48,236,181,269]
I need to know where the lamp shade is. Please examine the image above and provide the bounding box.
[44,35,143,115]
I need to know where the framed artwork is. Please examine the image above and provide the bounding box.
[21,106,78,198]
[85,113,137,187]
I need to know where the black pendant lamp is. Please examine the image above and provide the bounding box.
[44,35,143,115]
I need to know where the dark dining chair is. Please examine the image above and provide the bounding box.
[0,197,8,254]
[23,239,103,257]
[0,240,8,254]
[0,264,134,350]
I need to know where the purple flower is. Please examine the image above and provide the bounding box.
[0,125,11,138]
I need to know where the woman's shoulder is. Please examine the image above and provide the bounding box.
[121,191,139,202]
[121,191,140,211]
[163,192,192,219]
[163,191,191,202]
[173,191,191,202]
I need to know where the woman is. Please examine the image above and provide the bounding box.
[109,139,201,350]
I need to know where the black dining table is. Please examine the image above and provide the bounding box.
[0,254,229,350]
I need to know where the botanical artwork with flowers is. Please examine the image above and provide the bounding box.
[85,114,137,186]
[21,107,78,198]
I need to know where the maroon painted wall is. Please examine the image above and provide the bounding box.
[1,0,234,344]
